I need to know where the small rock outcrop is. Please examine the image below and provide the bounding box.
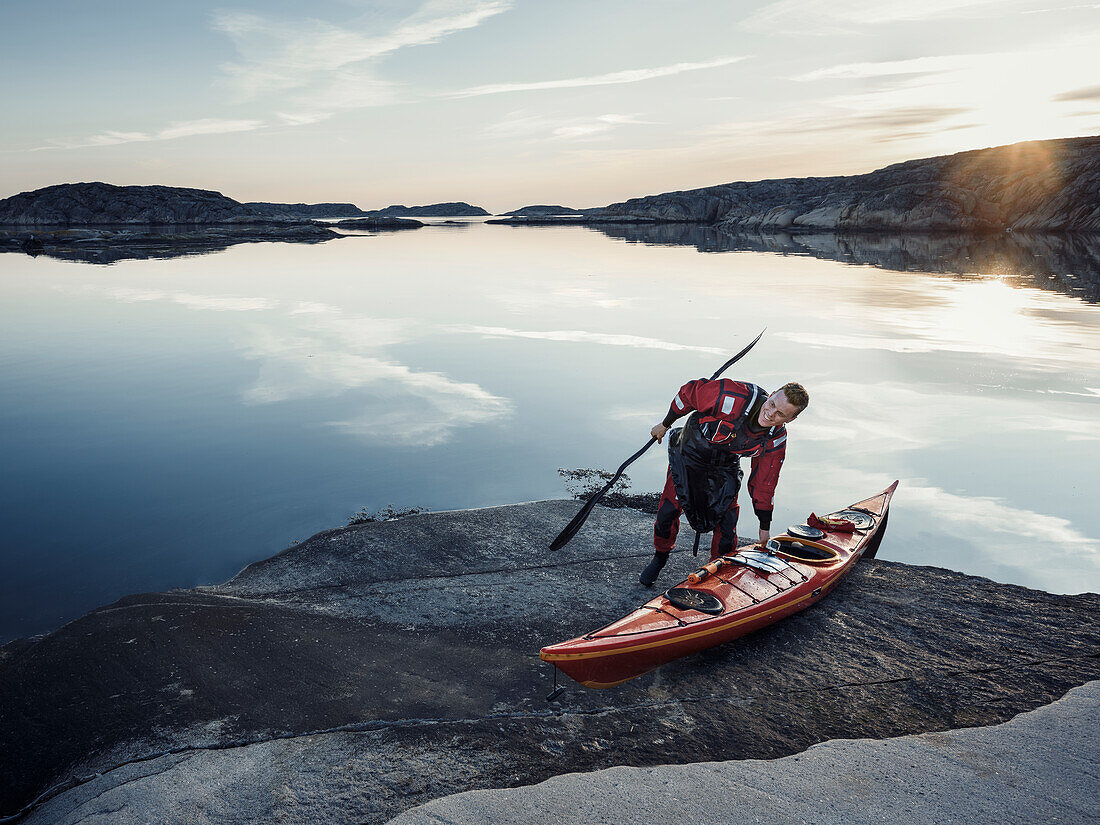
[500,205,583,216]
[244,201,369,219]
[592,136,1100,232]
[0,182,290,226]
[365,202,490,217]
[334,216,425,230]
[1,501,1096,824]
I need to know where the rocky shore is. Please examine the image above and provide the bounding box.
[552,136,1100,233]
[1,500,1096,824]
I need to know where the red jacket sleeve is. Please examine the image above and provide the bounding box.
[748,428,787,527]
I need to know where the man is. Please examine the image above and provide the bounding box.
[640,380,809,586]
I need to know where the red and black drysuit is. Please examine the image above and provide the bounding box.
[655,379,787,562]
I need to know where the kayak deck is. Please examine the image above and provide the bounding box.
[540,482,897,688]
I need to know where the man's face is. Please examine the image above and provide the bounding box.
[757,391,801,428]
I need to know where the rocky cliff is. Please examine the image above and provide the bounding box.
[0,182,296,226]
[1,500,1096,824]
[595,136,1100,232]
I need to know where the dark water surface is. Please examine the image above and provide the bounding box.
[1,223,1098,642]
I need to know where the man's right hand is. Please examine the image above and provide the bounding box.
[651,423,669,443]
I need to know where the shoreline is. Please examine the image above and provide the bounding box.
[3,500,1097,823]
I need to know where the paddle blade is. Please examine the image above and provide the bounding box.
[549,436,658,551]
[549,494,604,551]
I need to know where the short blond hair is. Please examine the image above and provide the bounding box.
[779,382,809,411]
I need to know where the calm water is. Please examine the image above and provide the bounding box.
[2,223,1098,642]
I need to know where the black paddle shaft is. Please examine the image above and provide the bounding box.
[549,329,766,552]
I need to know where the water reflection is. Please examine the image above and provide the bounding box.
[587,223,1100,303]
[1,226,1097,643]
[0,225,338,265]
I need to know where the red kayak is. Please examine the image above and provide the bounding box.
[540,482,898,688]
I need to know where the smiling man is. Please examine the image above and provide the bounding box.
[641,380,809,586]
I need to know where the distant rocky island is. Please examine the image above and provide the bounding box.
[244,201,370,219]
[2,136,1097,265]
[0,182,299,226]
[334,216,424,230]
[364,202,490,217]
[500,205,582,216]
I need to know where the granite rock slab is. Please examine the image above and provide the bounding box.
[1,500,1097,823]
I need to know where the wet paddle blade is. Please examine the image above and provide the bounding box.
[549,438,655,551]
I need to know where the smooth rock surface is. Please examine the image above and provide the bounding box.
[389,680,1100,825]
[2,500,1097,823]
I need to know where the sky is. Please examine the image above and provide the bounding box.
[2,0,1098,211]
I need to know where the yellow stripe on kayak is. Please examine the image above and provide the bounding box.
[540,588,820,663]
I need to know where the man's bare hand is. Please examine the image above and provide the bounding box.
[651,423,669,443]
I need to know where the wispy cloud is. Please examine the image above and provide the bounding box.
[37,118,264,151]
[275,111,336,126]
[214,1,513,103]
[794,469,1100,578]
[57,285,277,312]
[698,105,973,143]
[483,112,657,142]
[744,0,1028,33]
[1053,83,1100,102]
[450,56,746,98]
[792,55,978,82]
[444,324,726,355]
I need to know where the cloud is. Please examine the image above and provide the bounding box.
[483,112,657,141]
[903,480,1099,551]
[275,112,336,126]
[444,324,726,355]
[792,55,978,82]
[449,56,747,98]
[238,324,511,446]
[488,286,629,311]
[1053,83,1100,102]
[56,283,509,447]
[797,468,1099,565]
[38,118,265,151]
[213,1,513,104]
[699,105,972,142]
[58,285,277,312]
[744,0,1025,33]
